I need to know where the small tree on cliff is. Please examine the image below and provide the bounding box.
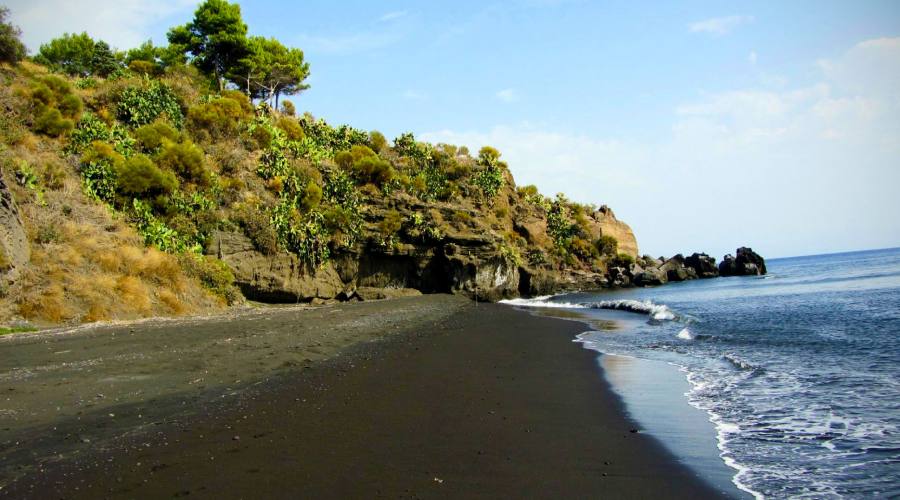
[229,36,310,108]
[0,7,26,64]
[167,0,249,90]
[34,32,97,76]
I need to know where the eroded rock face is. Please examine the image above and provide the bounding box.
[0,176,29,281]
[209,231,347,302]
[593,205,639,258]
[634,267,667,286]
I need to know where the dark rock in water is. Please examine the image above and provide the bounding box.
[719,247,767,276]
[736,247,767,275]
[685,253,719,278]
[659,254,691,282]
[634,267,667,286]
[607,266,631,287]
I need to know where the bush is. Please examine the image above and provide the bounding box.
[134,120,180,151]
[281,99,295,116]
[335,145,395,188]
[28,76,82,137]
[179,254,242,304]
[301,181,322,211]
[235,207,279,255]
[156,140,210,186]
[68,113,135,156]
[276,116,304,141]
[187,94,250,140]
[79,141,123,201]
[128,60,158,76]
[33,108,74,136]
[117,79,183,128]
[369,130,387,152]
[609,253,635,268]
[596,235,618,257]
[116,154,178,197]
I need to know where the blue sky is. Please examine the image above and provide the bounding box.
[8,1,900,258]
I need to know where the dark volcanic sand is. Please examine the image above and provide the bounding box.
[1,297,730,499]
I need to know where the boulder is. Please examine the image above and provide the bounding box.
[684,252,719,278]
[736,247,767,275]
[719,247,767,276]
[659,254,692,282]
[634,267,667,286]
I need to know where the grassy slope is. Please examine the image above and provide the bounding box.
[0,61,629,327]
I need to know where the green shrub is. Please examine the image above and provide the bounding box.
[33,108,74,136]
[180,254,241,304]
[596,235,618,257]
[235,207,279,255]
[609,253,635,268]
[547,196,576,249]
[78,142,121,202]
[276,116,304,141]
[156,141,210,186]
[68,113,135,156]
[116,154,177,197]
[134,120,180,152]
[117,79,183,128]
[128,60,158,75]
[335,145,394,188]
[28,76,82,137]
[187,95,249,140]
[281,99,295,116]
[301,181,322,211]
[369,130,387,152]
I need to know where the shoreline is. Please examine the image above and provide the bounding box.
[2,295,727,498]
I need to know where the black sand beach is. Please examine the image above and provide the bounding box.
[1,296,728,498]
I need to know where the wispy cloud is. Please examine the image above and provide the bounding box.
[422,37,900,257]
[496,88,519,103]
[689,15,754,36]
[378,10,408,23]
[402,89,428,101]
[748,50,758,65]
[6,0,196,51]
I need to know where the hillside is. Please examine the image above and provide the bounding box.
[0,58,644,327]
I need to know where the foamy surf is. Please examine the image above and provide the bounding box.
[501,297,677,321]
[677,328,694,340]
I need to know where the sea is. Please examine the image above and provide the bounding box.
[502,247,900,499]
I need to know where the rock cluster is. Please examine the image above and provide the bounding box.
[719,247,767,276]
[627,248,766,288]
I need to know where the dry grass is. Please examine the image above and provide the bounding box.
[0,128,222,326]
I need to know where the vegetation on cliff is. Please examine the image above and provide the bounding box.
[0,1,639,325]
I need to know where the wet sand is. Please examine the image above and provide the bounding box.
[0,295,727,498]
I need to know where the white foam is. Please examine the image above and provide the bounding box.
[677,328,694,340]
[588,299,677,321]
[498,297,586,309]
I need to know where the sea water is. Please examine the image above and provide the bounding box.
[503,248,900,498]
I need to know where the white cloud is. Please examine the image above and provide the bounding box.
[378,10,408,22]
[6,0,196,52]
[495,88,519,103]
[689,15,754,36]
[748,51,758,65]
[421,37,900,258]
[402,89,428,101]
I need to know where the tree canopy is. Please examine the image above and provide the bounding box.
[34,32,98,76]
[167,0,249,90]
[0,7,26,64]
[229,36,310,107]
